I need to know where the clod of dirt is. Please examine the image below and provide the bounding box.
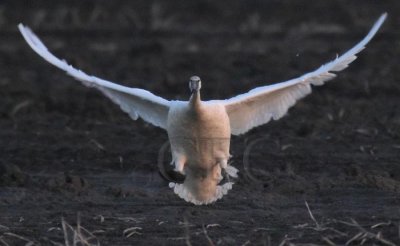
[295,123,315,137]
[359,173,400,193]
[345,165,361,177]
[107,186,150,198]
[0,163,28,186]
[47,173,89,194]
[345,165,400,193]
[266,175,315,194]
[219,236,236,244]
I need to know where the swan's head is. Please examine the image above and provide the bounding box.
[189,76,201,94]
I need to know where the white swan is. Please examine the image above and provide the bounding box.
[18,13,386,205]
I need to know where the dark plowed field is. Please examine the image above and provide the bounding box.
[0,1,399,245]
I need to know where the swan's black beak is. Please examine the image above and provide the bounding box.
[190,85,200,95]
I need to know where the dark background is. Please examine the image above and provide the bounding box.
[0,0,399,245]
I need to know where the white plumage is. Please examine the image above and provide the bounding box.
[223,13,386,135]
[18,13,386,205]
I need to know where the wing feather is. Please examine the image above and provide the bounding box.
[224,13,386,135]
[18,24,170,129]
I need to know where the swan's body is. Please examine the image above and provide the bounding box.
[167,99,233,204]
[18,13,386,205]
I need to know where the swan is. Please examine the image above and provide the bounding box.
[18,13,386,205]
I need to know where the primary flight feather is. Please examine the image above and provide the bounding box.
[19,13,386,205]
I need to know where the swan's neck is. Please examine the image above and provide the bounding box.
[189,91,202,111]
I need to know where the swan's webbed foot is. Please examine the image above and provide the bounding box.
[224,165,238,178]
[218,159,238,178]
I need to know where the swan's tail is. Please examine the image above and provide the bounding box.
[169,164,238,205]
[169,181,234,205]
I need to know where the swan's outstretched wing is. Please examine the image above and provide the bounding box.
[223,13,386,135]
[18,24,170,129]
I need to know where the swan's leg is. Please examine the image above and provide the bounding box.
[159,152,186,183]
[219,158,228,169]
[173,155,186,174]
[213,165,223,182]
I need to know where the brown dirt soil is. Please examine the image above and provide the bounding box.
[0,1,399,245]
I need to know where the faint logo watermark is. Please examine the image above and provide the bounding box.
[156,136,271,183]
